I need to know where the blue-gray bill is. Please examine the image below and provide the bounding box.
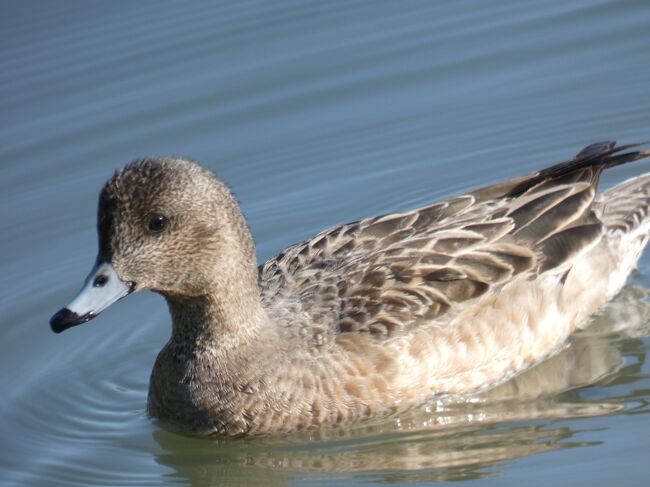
[50,261,134,333]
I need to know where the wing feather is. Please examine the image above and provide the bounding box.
[260,141,649,340]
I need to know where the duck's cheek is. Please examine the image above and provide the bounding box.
[110,254,156,290]
[149,276,192,296]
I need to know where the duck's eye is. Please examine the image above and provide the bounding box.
[147,214,168,233]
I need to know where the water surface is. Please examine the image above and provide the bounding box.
[2,1,650,486]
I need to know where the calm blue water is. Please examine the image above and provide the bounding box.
[1,1,650,486]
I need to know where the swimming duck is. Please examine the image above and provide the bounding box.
[50,141,650,436]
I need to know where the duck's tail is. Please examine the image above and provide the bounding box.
[600,174,650,235]
[596,173,650,299]
[508,141,649,194]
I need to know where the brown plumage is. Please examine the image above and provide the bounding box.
[51,141,650,436]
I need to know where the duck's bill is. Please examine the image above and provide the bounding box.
[50,261,134,333]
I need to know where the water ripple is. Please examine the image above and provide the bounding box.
[2,0,650,485]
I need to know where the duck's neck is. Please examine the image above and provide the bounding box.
[164,196,272,348]
[164,279,268,348]
[163,234,270,349]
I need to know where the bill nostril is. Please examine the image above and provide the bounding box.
[93,275,108,287]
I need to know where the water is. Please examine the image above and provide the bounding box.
[1,1,650,485]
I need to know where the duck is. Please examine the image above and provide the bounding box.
[50,140,650,437]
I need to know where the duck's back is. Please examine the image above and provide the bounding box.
[259,142,650,354]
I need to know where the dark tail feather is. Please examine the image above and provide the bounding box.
[506,141,650,197]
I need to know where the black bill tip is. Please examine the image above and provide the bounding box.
[50,308,94,333]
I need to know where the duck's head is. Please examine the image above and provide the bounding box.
[50,158,256,333]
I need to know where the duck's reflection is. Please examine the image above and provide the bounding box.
[152,286,650,485]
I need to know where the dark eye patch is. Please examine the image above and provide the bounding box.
[147,214,168,233]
